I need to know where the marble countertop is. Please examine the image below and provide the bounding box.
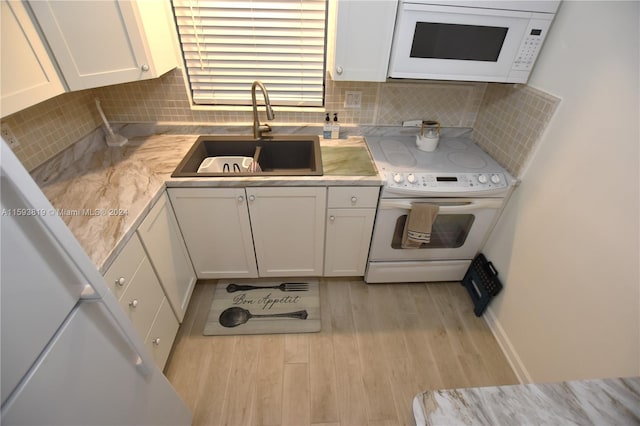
[413,376,640,425]
[31,124,382,273]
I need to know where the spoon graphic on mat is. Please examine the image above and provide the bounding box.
[218,307,308,328]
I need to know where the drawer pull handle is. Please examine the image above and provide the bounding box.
[129,299,139,308]
[351,196,358,203]
[248,194,256,202]
[329,215,335,222]
[116,277,126,287]
[237,195,244,202]
[152,338,161,346]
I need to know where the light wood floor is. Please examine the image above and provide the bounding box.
[164,279,518,426]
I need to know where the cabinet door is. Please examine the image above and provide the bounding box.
[247,187,326,277]
[137,193,196,323]
[168,188,258,279]
[28,0,176,90]
[1,0,64,117]
[327,0,398,81]
[324,208,376,276]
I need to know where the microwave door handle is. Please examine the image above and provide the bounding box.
[379,199,503,212]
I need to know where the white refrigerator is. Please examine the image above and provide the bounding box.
[0,139,192,425]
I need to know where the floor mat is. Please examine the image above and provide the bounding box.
[203,279,321,336]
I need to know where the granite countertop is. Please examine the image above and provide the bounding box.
[31,125,382,273]
[413,376,640,426]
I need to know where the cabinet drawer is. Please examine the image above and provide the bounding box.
[145,297,179,370]
[118,258,165,341]
[328,186,380,208]
[103,235,146,300]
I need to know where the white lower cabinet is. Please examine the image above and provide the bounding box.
[324,186,379,276]
[167,187,258,279]
[137,192,197,323]
[168,186,327,279]
[104,233,177,370]
[247,187,326,277]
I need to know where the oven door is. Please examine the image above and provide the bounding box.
[388,3,552,82]
[369,198,502,261]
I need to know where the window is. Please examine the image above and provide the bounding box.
[172,0,327,107]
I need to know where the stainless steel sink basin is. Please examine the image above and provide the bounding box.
[171,135,323,177]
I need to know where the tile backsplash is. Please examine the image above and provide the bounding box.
[2,67,558,176]
[4,90,101,171]
[376,81,486,127]
[473,83,560,176]
[92,69,487,128]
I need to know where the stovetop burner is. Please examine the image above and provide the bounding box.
[380,140,417,167]
[447,151,487,169]
[365,131,514,197]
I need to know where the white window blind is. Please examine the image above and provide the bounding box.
[172,0,327,107]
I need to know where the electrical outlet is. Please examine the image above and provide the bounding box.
[344,91,362,109]
[1,123,20,148]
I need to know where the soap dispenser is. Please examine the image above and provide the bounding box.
[331,113,340,139]
[323,113,331,138]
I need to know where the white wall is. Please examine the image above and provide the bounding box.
[484,1,640,382]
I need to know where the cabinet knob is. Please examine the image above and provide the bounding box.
[152,338,161,346]
[237,195,244,202]
[248,194,256,202]
[351,196,358,204]
[129,299,139,308]
[116,277,126,287]
[329,215,335,222]
[336,66,343,75]
[140,64,150,72]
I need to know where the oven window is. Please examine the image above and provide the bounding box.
[391,214,475,249]
[410,22,508,62]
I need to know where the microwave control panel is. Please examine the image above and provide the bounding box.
[513,19,553,71]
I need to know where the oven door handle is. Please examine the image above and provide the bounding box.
[379,199,503,212]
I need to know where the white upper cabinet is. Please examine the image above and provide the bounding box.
[1,0,64,118]
[327,0,398,82]
[28,0,177,91]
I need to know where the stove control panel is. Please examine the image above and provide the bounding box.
[386,172,508,193]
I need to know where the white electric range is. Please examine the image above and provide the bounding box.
[364,130,516,283]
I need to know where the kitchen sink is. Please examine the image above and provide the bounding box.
[171,135,323,177]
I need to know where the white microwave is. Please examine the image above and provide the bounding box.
[388,0,561,83]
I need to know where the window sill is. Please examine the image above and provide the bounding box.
[189,104,327,114]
